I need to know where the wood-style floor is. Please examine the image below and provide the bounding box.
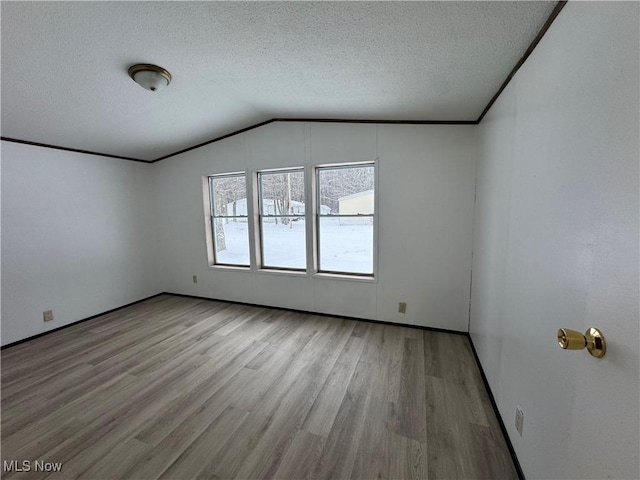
[1,294,517,480]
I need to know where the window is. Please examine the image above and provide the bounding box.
[208,173,249,266]
[204,163,375,278]
[258,169,306,270]
[316,164,375,275]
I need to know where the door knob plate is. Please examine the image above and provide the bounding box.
[585,327,606,358]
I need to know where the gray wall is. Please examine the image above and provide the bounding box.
[153,122,477,331]
[470,2,639,478]
[1,142,161,345]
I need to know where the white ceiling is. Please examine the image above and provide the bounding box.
[1,1,557,161]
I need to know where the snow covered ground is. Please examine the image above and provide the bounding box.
[214,218,373,274]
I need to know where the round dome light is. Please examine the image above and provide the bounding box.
[128,64,172,92]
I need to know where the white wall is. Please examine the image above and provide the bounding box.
[154,122,476,331]
[1,142,161,346]
[470,2,639,479]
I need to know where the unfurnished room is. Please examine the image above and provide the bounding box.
[1,1,638,479]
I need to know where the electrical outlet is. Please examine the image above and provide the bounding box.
[398,302,407,314]
[193,275,198,284]
[43,310,54,322]
[515,406,524,436]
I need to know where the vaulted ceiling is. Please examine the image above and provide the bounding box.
[1,1,558,161]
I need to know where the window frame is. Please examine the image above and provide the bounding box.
[314,161,376,278]
[207,171,250,268]
[257,167,307,272]
[203,161,377,281]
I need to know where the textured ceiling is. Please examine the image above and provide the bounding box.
[1,1,557,161]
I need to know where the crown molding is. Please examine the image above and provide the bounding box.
[476,0,567,123]
[0,137,148,162]
[3,1,567,164]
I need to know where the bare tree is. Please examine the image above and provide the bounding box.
[211,175,246,252]
[260,171,304,225]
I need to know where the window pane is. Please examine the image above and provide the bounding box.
[259,171,306,216]
[259,169,306,270]
[209,173,249,266]
[318,217,373,274]
[213,220,250,266]
[261,218,307,269]
[317,164,375,275]
[318,166,375,215]
[211,175,247,217]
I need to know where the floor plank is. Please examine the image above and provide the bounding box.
[1,294,517,479]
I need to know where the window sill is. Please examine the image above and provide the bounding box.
[313,272,377,283]
[206,266,376,283]
[256,268,308,278]
[208,264,250,272]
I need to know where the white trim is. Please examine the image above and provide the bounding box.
[205,171,251,268]
[207,265,250,272]
[312,272,378,283]
[313,160,378,278]
[204,160,379,280]
[255,268,308,278]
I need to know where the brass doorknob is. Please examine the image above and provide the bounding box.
[557,328,606,358]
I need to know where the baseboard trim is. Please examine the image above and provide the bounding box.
[164,291,468,336]
[467,335,526,480]
[0,293,165,350]
[1,291,468,351]
[1,290,521,477]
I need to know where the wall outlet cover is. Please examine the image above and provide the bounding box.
[43,310,54,322]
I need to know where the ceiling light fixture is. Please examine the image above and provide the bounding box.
[128,64,172,92]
